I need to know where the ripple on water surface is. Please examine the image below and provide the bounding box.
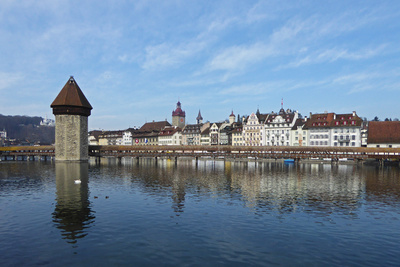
[1,160,400,266]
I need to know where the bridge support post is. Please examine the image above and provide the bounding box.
[117,157,122,164]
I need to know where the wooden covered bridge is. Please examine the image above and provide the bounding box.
[2,145,400,163]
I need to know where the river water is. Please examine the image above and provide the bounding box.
[0,158,399,266]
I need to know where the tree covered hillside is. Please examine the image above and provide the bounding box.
[0,114,55,145]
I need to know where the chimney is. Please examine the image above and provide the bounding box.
[353,111,356,116]
[304,116,308,122]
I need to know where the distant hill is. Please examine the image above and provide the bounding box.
[0,114,55,145]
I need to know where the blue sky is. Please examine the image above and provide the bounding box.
[1,0,399,130]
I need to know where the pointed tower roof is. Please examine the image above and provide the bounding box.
[229,110,235,117]
[51,76,92,116]
[196,110,203,121]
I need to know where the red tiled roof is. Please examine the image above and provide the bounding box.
[304,112,362,129]
[159,127,181,136]
[140,121,171,132]
[367,121,400,144]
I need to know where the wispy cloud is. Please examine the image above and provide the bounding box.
[330,68,400,94]
[141,40,207,70]
[207,43,275,72]
[218,81,287,96]
[279,45,387,69]
[0,72,24,91]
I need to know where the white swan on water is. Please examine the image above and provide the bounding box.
[74,180,81,184]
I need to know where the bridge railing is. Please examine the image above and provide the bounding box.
[88,145,400,160]
[1,145,400,161]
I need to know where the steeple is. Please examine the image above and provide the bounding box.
[279,98,285,115]
[256,107,260,117]
[196,110,203,124]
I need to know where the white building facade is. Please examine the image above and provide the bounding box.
[263,109,298,146]
[306,112,363,147]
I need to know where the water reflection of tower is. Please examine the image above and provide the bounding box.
[52,163,95,244]
[171,168,186,215]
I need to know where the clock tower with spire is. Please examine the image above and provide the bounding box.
[172,100,186,128]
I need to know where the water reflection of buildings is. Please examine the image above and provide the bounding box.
[53,163,95,244]
[87,157,400,219]
[227,162,365,216]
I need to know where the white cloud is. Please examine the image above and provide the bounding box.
[208,43,275,71]
[280,45,387,69]
[218,81,286,96]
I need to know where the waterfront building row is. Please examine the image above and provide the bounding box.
[88,101,400,148]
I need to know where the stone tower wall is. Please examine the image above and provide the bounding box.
[55,114,88,161]
[172,116,185,129]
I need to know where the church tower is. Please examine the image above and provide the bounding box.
[51,76,92,161]
[172,101,185,128]
[196,110,203,124]
[229,110,235,125]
